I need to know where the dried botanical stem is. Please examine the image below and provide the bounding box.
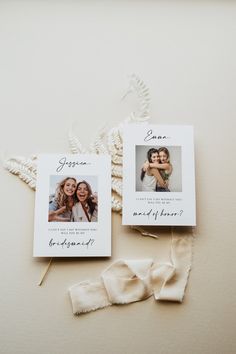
[38,258,53,286]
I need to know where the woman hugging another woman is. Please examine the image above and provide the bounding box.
[141,147,172,192]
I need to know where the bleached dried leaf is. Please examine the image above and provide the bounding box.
[111,177,122,197]
[68,130,87,154]
[111,196,122,212]
[4,158,37,190]
[111,164,122,178]
[4,74,151,213]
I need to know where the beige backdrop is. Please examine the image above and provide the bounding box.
[0,1,236,354]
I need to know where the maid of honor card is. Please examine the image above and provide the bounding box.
[122,124,196,226]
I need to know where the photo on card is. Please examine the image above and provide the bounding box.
[48,175,98,223]
[136,145,182,193]
[122,124,196,226]
[34,154,111,257]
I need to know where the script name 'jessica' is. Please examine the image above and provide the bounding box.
[144,129,170,142]
[56,157,89,172]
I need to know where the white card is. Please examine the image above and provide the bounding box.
[33,154,111,257]
[122,124,196,226]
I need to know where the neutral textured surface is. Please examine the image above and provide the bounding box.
[0,1,236,354]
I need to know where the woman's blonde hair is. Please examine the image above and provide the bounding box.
[55,177,77,210]
[158,147,170,162]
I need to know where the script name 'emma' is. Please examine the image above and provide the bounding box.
[144,129,169,142]
[56,157,89,172]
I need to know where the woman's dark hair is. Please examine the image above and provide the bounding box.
[140,148,159,181]
[75,180,96,215]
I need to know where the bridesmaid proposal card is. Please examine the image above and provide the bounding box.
[122,124,196,226]
[33,154,111,257]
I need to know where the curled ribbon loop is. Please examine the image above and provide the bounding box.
[69,232,193,315]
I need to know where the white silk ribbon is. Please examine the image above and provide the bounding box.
[69,231,193,315]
